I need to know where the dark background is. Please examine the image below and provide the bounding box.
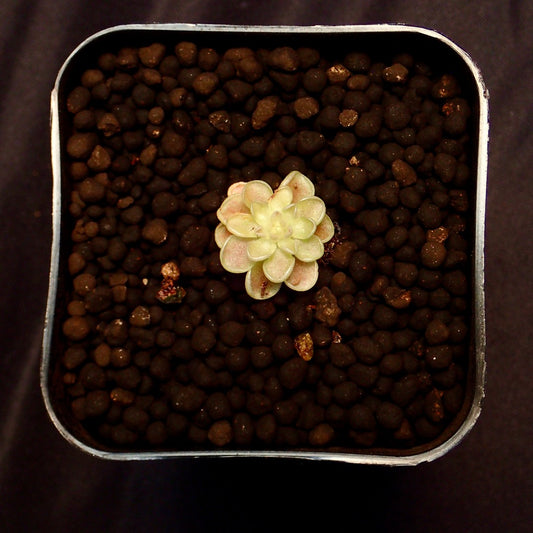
[1,1,531,532]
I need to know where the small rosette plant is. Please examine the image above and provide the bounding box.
[215,171,335,300]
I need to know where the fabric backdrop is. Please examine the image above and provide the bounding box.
[0,1,531,531]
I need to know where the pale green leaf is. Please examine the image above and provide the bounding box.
[226,213,260,238]
[263,247,295,283]
[291,216,316,240]
[295,196,326,225]
[277,237,297,255]
[268,186,293,212]
[247,237,276,261]
[295,235,324,262]
[250,201,270,228]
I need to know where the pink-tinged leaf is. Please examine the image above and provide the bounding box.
[217,193,248,224]
[227,181,247,196]
[280,171,315,202]
[263,247,295,283]
[242,180,273,208]
[220,235,253,273]
[245,263,281,300]
[315,215,335,243]
[214,223,232,248]
[285,260,319,292]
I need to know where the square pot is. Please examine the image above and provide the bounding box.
[42,23,488,464]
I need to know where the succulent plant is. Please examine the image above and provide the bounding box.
[215,171,335,300]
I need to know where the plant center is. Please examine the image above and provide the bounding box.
[264,210,293,241]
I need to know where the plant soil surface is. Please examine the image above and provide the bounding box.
[57,38,474,453]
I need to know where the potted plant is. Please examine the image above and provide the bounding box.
[42,24,488,464]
